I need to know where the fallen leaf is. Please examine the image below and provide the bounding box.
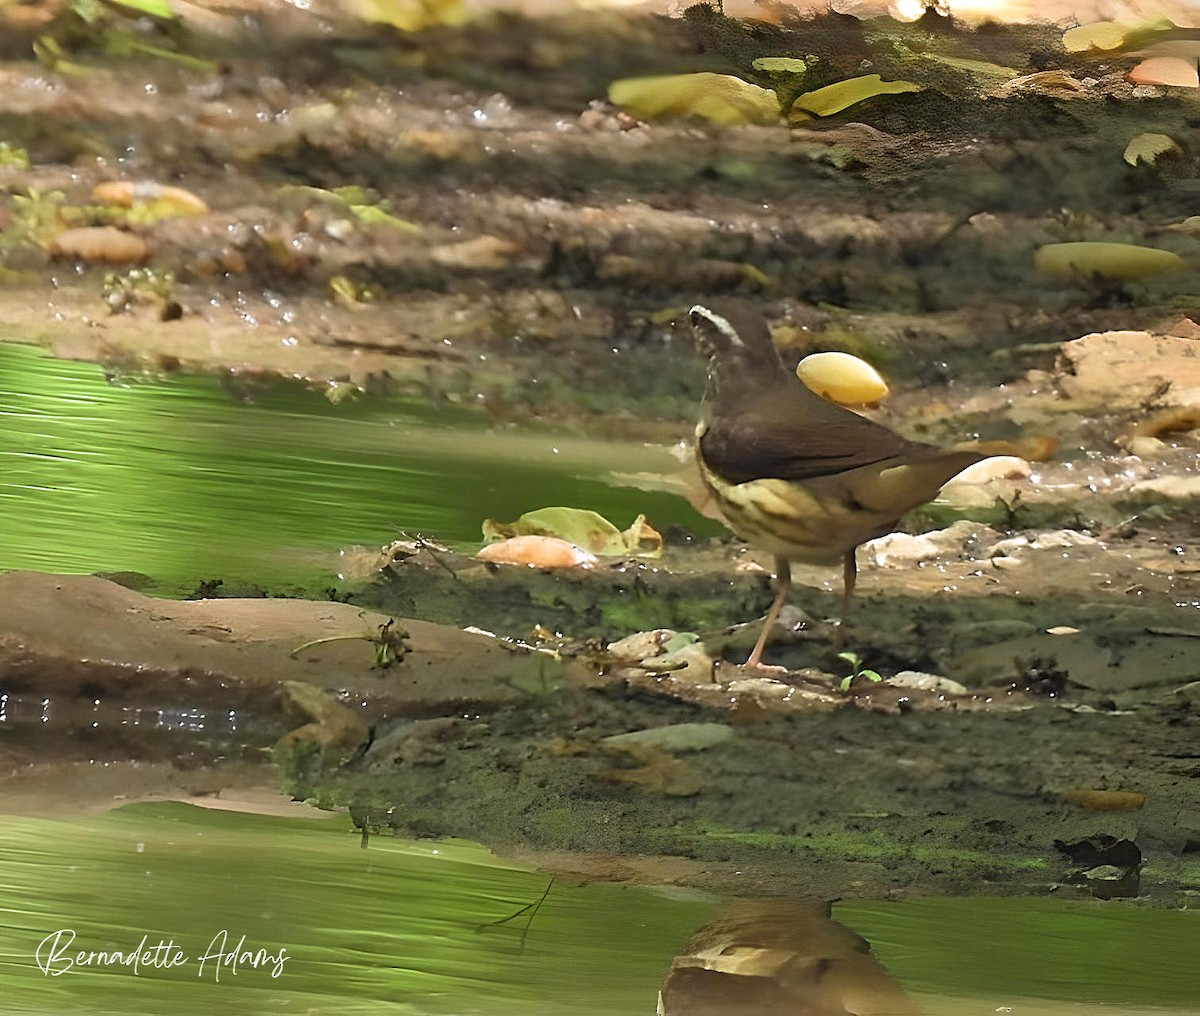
[791,74,921,118]
[50,226,148,264]
[483,507,661,557]
[608,73,780,126]
[1123,132,1181,166]
[1061,789,1146,811]
[1129,56,1199,88]
[1034,242,1185,280]
[476,535,596,569]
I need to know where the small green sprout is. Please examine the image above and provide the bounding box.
[837,650,882,692]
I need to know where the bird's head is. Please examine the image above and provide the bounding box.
[688,302,787,384]
[688,304,746,361]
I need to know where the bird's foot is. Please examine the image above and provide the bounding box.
[730,658,791,677]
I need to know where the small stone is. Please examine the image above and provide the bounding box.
[1124,435,1167,458]
[608,629,675,660]
[866,532,940,568]
[1133,475,1200,498]
[603,722,734,753]
[887,671,969,695]
[430,235,522,271]
[950,455,1032,484]
[642,643,715,684]
[1031,530,1097,550]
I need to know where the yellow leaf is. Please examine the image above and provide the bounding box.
[1062,21,1130,52]
[483,507,662,557]
[1123,132,1180,167]
[922,54,1017,79]
[340,0,466,31]
[1062,16,1175,54]
[751,57,808,74]
[1034,242,1185,281]
[608,73,780,126]
[791,74,921,118]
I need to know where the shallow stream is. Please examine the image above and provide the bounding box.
[1,803,1195,1015]
[0,342,707,594]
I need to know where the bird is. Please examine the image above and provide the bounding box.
[689,302,986,669]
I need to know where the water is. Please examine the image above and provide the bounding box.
[0,802,1195,1015]
[0,343,709,595]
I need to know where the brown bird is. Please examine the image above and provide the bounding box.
[689,303,986,668]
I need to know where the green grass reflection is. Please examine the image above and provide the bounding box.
[0,802,713,1015]
[0,344,710,594]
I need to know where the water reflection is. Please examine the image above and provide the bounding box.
[658,900,917,1015]
[0,343,705,594]
[0,802,1197,1014]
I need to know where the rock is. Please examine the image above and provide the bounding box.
[430,235,523,271]
[641,642,715,684]
[1132,475,1200,498]
[1123,435,1167,458]
[865,532,940,568]
[608,629,675,660]
[50,226,149,264]
[1030,530,1097,550]
[603,723,735,753]
[1056,331,1200,410]
[949,455,1032,484]
[276,680,369,766]
[0,571,540,714]
[887,671,969,696]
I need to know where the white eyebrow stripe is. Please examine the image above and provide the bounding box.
[689,305,744,347]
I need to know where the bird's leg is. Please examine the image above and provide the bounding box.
[745,556,791,669]
[834,549,857,650]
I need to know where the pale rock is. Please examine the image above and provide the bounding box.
[1123,435,1168,458]
[949,455,1032,484]
[926,519,1002,551]
[987,535,1030,556]
[1031,530,1098,550]
[1056,331,1200,409]
[865,532,941,568]
[642,642,715,684]
[1132,475,1200,498]
[608,629,675,660]
[887,671,969,696]
[1166,317,1200,340]
[603,722,734,753]
[727,677,792,698]
[430,235,522,271]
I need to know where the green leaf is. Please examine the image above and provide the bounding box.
[349,204,420,232]
[791,74,921,118]
[106,0,177,18]
[1034,242,1185,280]
[483,507,627,555]
[482,507,660,557]
[1123,132,1180,167]
[920,53,1017,79]
[608,73,781,126]
[752,57,808,74]
[662,632,701,653]
[344,0,467,31]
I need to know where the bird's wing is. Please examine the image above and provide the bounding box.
[700,381,923,485]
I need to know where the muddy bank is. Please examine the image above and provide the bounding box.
[1,571,1196,905]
